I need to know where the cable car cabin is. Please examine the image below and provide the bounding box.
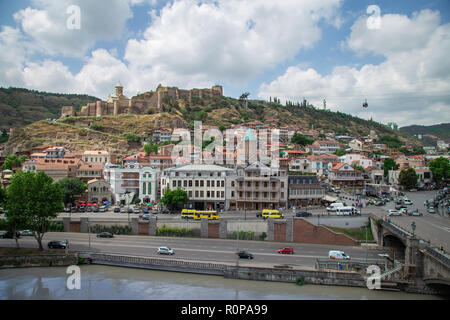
[193,210,219,220]
[363,99,368,108]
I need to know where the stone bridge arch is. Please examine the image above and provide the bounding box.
[381,231,406,262]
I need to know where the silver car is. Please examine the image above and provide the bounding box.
[157,246,174,255]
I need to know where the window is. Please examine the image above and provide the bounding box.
[211,191,215,198]
[195,180,199,187]
[189,180,193,187]
[200,191,204,197]
[221,191,224,198]
[172,181,176,188]
[221,180,224,187]
[207,180,210,187]
[207,191,210,198]
[188,191,192,197]
[200,180,204,187]
[231,181,235,187]
[211,180,215,187]
[183,180,187,187]
[177,180,181,187]
[231,191,234,197]
[195,191,199,197]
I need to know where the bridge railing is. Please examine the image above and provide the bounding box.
[422,246,450,267]
[315,258,390,273]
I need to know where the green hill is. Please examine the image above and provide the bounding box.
[0,87,100,129]
[3,86,422,155]
[400,123,450,145]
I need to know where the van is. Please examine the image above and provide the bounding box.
[326,203,344,212]
[262,209,284,219]
[328,250,350,260]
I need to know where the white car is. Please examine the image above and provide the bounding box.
[403,200,413,205]
[157,246,174,255]
[388,209,402,216]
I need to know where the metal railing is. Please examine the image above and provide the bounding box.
[315,258,390,273]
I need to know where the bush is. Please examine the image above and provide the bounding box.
[47,221,64,232]
[259,232,267,241]
[124,133,141,143]
[156,225,194,237]
[90,224,132,235]
[90,122,103,131]
[232,230,255,240]
[296,276,305,286]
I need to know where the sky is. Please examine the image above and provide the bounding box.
[0,0,449,128]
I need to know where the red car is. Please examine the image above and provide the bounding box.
[278,246,294,254]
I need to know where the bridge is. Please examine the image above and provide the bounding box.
[369,214,450,295]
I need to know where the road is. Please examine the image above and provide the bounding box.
[364,190,450,253]
[0,232,388,268]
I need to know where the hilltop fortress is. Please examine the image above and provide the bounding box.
[61,83,223,118]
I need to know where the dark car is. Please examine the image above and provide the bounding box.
[71,207,78,212]
[295,211,312,217]
[0,231,20,239]
[93,206,99,212]
[161,209,171,214]
[64,207,71,213]
[278,246,294,254]
[127,208,133,213]
[113,207,120,213]
[395,204,406,210]
[86,206,93,212]
[48,240,68,249]
[79,207,86,213]
[142,208,149,214]
[96,232,114,238]
[236,250,254,259]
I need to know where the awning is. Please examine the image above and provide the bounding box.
[323,195,339,202]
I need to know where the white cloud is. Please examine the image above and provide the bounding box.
[258,10,450,127]
[124,0,343,88]
[13,0,133,57]
[0,26,28,87]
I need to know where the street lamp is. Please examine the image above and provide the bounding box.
[87,219,91,250]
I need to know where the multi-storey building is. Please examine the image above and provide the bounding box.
[161,164,233,210]
[328,163,364,187]
[229,162,288,211]
[307,140,341,155]
[288,175,324,207]
[82,150,111,165]
[103,163,159,205]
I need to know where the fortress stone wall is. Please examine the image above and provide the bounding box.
[60,83,223,118]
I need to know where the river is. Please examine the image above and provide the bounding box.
[0,265,443,300]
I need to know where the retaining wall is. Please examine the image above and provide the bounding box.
[0,254,78,268]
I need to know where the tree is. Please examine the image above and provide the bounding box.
[399,168,418,190]
[1,155,27,170]
[382,158,399,178]
[6,171,63,250]
[291,132,314,146]
[334,148,346,157]
[57,177,87,207]
[161,187,188,210]
[429,157,450,182]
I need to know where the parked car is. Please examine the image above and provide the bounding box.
[48,240,68,249]
[18,230,34,236]
[78,207,86,213]
[278,246,294,254]
[141,214,152,220]
[395,204,406,210]
[142,208,149,214]
[96,232,114,238]
[127,208,133,214]
[0,231,20,239]
[133,207,141,214]
[99,206,107,212]
[403,200,413,205]
[161,209,171,214]
[113,207,120,213]
[93,206,99,213]
[70,207,78,213]
[236,250,254,259]
[409,188,418,192]
[120,207,126,213]
[388,210,402,216]
[295,211,312,217]
[427,207,435,214]
[86,206,93,212]
[64,207,71,213]
[157,246,174,255]
[328,250,350,260]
